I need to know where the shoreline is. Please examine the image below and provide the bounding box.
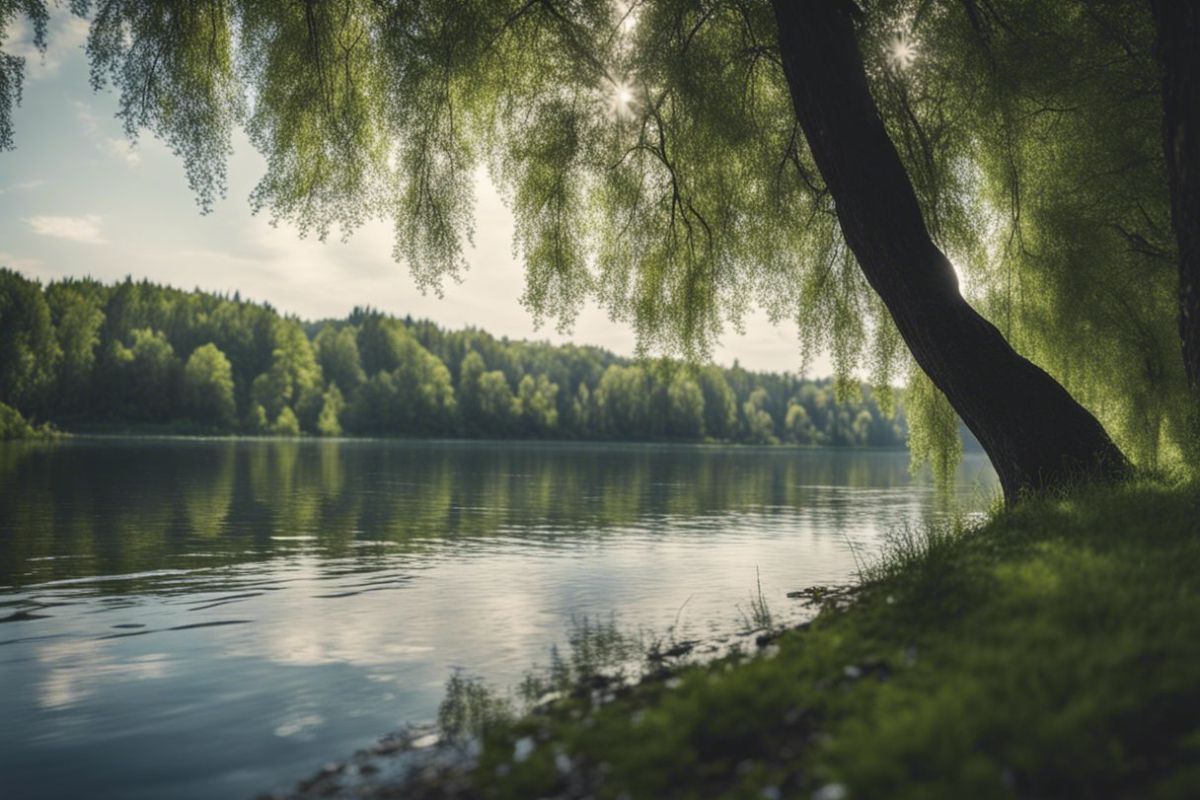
[265,586,854,800]
[262,481,1199,799]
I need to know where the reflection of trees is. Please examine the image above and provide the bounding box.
[0,441,992,590]
[183,443,235,538]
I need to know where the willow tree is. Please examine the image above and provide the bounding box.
[3,0,1192,499]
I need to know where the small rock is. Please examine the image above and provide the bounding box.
[410,732,439,749]
[843,665,863,679]
[761,787,782,800]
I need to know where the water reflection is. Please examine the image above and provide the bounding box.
[1,440,996,587]
[0,439,996,800]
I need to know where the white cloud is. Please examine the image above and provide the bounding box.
[25,214,106,244]
[2,12,89,80]
[71,99,98,127]
[72,101,141,166]
[0,178,46,194]
[101,136,141,166]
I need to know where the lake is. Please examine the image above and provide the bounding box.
[0,438,996,800]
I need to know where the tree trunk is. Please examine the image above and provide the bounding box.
[769,0,1129,502]
[1149,0,1200,418]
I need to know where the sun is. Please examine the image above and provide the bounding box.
[887,32,919,70]
[611,80,635,117]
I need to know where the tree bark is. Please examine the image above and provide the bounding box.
[1149,0,1200,418]
[769,0,1129,502]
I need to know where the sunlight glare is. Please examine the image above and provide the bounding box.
[887,33,918,70]
[611,81,635,118]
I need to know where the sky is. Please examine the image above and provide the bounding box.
[0,10,827,375]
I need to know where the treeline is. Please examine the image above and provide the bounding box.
[0,269,905,446]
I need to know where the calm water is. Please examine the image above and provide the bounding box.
[0,438,996,800]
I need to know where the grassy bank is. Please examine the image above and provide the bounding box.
[324,480,1200,799]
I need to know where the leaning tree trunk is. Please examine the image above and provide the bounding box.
[769,0,1129,502]
[1149,1,1200,422]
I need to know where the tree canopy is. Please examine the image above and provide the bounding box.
[0,0,1188,479]
[0,270,907,446]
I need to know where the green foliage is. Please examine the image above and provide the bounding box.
[45,280,104,409]
[314,324,365,393]
[348,319,457,435]
[246,402,269,433]
[119,328,180,422]
[0,268,59,411]
[666,372,705,439]
[456,350,488,435]
[251,319,320,419]
[907,368,964,485]
[316,385,345,437]
[697,366,738,441]
[0,274,904,445]
[742,387,778,445]
[270,405,300,436]
[0,400,52,439]
[516,374,559,435]
[182,343,236,427]
[83,0,243,212]
[785,400,815,445]
[477,369,517,434]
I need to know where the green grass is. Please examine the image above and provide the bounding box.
[413,480,1200,799]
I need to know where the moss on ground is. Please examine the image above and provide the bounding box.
[423,481,1200,799]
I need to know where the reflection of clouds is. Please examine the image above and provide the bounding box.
[37,640,170,710]
[256,622,435,668]
[222,563,437,668]
[254,613,434,667]
[273,713,324,739]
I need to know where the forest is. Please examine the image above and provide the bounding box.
[0,269,904,447]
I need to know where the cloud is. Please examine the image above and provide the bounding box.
[0,178,45,194]
[73,101,141,167]
[100,136,141,166]
[25,214,106,244]
[3,12,90,80]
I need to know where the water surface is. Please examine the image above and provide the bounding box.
[0,438,996,799]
